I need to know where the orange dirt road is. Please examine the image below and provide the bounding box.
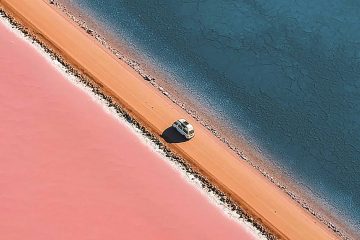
[0,0,339,239]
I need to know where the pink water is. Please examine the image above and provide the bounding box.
[0,22,256,240]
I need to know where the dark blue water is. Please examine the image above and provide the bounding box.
[71,0,360,231]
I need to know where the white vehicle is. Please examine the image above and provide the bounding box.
[172,119,195,139]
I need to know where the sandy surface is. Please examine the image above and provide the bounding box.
[0,20,257,240]
[0,0,339,239]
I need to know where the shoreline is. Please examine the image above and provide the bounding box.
[0,18,261,239]
[0,0,346,238]
[48,1,356,238]
[0,8,271,240]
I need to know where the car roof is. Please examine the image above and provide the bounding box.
[177,119,193,130]
[186,125,194,131]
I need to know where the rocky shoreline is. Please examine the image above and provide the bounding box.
[1,2,349,239]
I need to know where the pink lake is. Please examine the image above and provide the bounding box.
[0,21,257,240]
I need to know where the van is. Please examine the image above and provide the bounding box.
[172,119,195,139]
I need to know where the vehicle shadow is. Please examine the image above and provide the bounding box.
[161,126,189,143]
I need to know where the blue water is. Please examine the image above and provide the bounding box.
[71,0,360,231]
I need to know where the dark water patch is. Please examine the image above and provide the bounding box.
[67,0,360,235]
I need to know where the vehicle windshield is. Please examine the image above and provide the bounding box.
[183,121,189,125]
[189,130,194,134]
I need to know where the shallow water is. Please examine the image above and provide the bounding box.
[70,0,360,231]
[0,20,258,240]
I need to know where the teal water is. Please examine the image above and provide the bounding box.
[71,0,360,231]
